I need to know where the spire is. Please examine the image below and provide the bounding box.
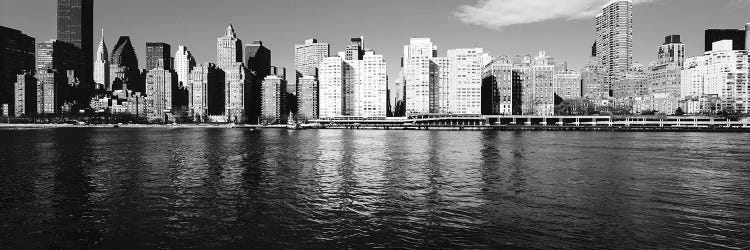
[225,24,236,38]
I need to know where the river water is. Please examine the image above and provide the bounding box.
[0,128,748,249]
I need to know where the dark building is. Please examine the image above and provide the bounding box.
[36,40,84,113]
[705,29,746,51]
[146,42,171,70]
[207,64,226,116]
[591,42,597,57]
[244,41,271,123]
[111,36,141,92]
[0,26,35,116]
[57,0,93,88]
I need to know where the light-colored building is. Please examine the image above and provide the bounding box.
[432,57,450,113]
[554,70,582,100]
[216,24,242,71]
[261,71,287,124]
[343,54,359,116]
[531,64,555,116]
[174,45,196,88]
[582,56,606,98]
[403,38,438,114]
[446,48,491,115]
[35,70,56,114]
[680,40,750,113]
[596,0,633,95]
[224,62,249,123]
[297,76,318,120]
[188,63,210,121]
[318,56,344,118]
[94,28,109,90]
[294,38,330,118]
[14,73,36,117]
[355,51,388,118]
[145,63,174,121]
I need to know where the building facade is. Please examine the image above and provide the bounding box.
[355,51,388,118]
[146,42,171,70]
[596,0,633,96]
[297,76,318,120]
[261,71,287,124]
[681,40,750,113]
[110,36,140,91]
[14,73,36,117]
[1,26,35,116]
[57,0,93,88]
[403,38,438,114]
[446,48,491,114]
[318,57,344,118]
[295,39,330,119]
[94,29,110,90]
[224,62,249,123]
[174,45,195,88]
[216,25,242,72]
[554,71,582,100]
[145,64,174,121]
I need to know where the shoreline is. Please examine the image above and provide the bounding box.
[1,123,749,132]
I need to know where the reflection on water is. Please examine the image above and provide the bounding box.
[1,128,749,248]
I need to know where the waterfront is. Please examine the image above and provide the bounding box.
[1,128,749,249]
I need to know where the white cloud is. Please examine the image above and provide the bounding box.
[454,0,663,30]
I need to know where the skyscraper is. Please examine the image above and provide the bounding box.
[244,41,271,123]
[188,63,212,121]
[658,35,685,67]
[596,0,633,97]
[403,38,438,114]
[0,26,35,116]
[94,29,110,90]
[146,42,171,71]
[57,0,93,88]
[217,24,242,72]
[649,35,685,98]
[36,39,82,113]
[14,73,37,117]
[224,62,249,123]
[294,38,329,118]
[174,45,195,88]
[110,36,139,91]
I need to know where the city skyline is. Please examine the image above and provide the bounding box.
[3,0,750,86]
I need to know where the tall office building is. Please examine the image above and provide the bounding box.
[36,39,82,113]
[110,36,139,91]
[261,68,287,124]
[355,51,388,118]
[145,60,174,121]
[174,45,195,88]
[318,56,345,118]
[94,29,110,90]
[57,0,93,87]
[0,26,35,115]
[403,38,438,114]
[596,0,633,96]
[295,39,329,118]
[217,24,242,71]
[14,73,37,117]
[244,41,271,122]
[146,43,171,70]
[446,48,491,115]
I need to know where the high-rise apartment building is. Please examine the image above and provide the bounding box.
[355,51,388,118]
[482,59,519,115]
[345,37,364,61]
[658,35,685,67]
[146,42,171,70]
[57,0,93,87]
[432,57,450,113]
[319,56,344,118]
[403,38,438,114]
[297,76,318,120]
[681,40,750,113]
[35,70,56,114]
[145,61,174,121]
[261,68,287,124]
[446,48,491,114]
[0,26,35,115]
[174,45,195,88]
[596,0,633,96]
[94,29,109,90]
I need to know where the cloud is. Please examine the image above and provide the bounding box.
[454,0,663,30]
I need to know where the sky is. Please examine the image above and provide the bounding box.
[2,0,750,86]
